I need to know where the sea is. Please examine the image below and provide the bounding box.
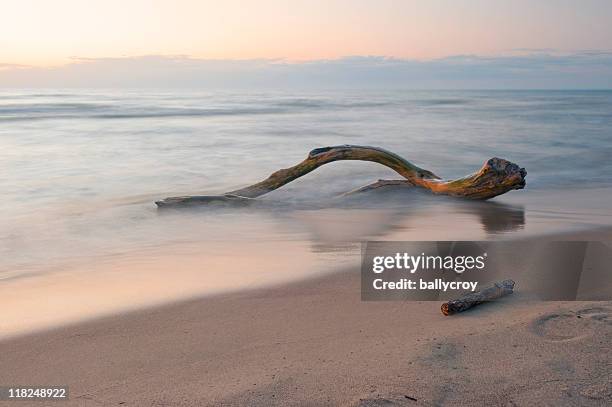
[2,89,612,336]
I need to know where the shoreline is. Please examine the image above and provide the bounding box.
[2,224,612,341]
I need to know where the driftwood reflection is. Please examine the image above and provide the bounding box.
[296,189,526,254]
[456,201,525,234]
[157,187,526,252]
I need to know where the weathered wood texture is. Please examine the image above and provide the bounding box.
[156,145,526,207]
[441,279,516,316]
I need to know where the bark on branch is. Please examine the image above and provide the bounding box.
[156,145,526,207]
[441,279,516,316]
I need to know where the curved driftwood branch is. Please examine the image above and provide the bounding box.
[226,145,442,199]
[156,145,526,207]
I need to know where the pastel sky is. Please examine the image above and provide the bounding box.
[2,0,612,66]
[1,1,611,88]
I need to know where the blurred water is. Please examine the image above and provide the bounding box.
[1,89,612,281]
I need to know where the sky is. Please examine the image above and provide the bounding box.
[1,0,612,88]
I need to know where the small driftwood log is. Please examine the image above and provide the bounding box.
[441,279,516,316]
[156,145,526,207]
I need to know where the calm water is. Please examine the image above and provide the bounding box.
[2,89,612,276]
[1,89,612,335]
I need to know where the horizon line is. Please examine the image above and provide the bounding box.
[4,49,612,69]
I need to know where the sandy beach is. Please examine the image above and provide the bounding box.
[2,243,611,406]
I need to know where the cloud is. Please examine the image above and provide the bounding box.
[0,63,30,70]
[1,52,611,89]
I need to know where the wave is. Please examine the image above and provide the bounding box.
[0,98,400,122]
[0,105,290,121]
[422,98,470,105]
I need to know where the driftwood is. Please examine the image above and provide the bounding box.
[441,279,516,316]
[155,193,254,207]
[156,145,526,207]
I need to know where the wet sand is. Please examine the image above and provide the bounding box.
[1,262,611,406]
[1,204,612,406]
